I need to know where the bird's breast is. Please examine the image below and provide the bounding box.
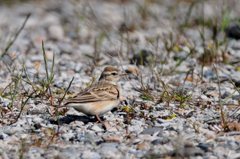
[67,100,120,116]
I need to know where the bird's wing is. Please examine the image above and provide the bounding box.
[64,82,119,104]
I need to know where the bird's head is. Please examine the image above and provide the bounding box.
[99,66,124,84]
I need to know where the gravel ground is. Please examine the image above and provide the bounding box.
[1,0,240,158]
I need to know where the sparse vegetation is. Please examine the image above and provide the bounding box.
[0,0,240,158]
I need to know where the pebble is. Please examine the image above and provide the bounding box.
[230,153,240,159]
[225,23,240,40]
[82,150,101,159]
[0,132,8,140]
[89,124,104,132]
[136,142,150,151]
[58,42,74,54]
[0,96,11,107]
[0,1,240,158]
[103,135,122,143]
[48,24,64,40]
[128,119,144,133]
[61,132,75,141]
[197,142,212,152]
[141,127,163,136]
[151,137,170,145]
[98,143,121,159]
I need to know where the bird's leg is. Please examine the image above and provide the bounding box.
[95,114,103,123]
[95,115,109,130]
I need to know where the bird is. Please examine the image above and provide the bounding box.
[53,66,124,124]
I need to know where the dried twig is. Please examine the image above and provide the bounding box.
[58,77,75,106]
[0,13,31,59]
[10,91,35,125]
[56,77,74,128]
[213,64,229,131]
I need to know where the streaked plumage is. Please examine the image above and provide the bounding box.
[64,81,120,115]
[56,66,123,123]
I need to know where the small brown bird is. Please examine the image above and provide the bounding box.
[55,66,123,123]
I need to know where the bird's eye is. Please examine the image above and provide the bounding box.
[111,72,117,76]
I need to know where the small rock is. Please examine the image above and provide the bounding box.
[61,132,75,141]
[102,135,122,143]
[151,137,170,145]
[90,124,104,132]
[81,150,101,159]
[79,44,94,54]
[58,42,73,54]
[197,143,212,152]
[234,80,240,88]
[33,123,42,130]
[225,23,240,40]
[221,91,230,99]
[128,119,144,133]
[0,96,11,107]
[48,24,64,40]
[230,153,240,159]
[76,132,101,144]
[25,147,45,159]
[136,142,150,151]
[3,126,25,135]
[141,127,162,136]
[99,143,121,159]
[232,95,240,100]
[172,144,204,157]
[28,103,48,114]
[0,132,8,140]
[74,63,83,73]
[60,147,81,159]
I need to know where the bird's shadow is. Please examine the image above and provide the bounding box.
[49,114,102,125]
